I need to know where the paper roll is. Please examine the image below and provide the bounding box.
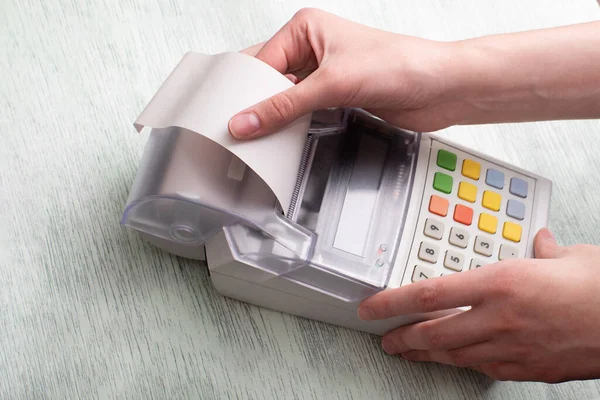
[134,52,312,212]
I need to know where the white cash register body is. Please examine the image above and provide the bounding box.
[122,53,551,335]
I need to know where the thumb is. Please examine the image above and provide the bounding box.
[228,73,328,140]
[534,228,562,259]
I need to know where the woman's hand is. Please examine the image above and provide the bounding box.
[229,9,600,139]
[358,228,600,383]
[228,8,463,139]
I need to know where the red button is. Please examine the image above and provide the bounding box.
[429,195,449,217]
[454,204,473,225]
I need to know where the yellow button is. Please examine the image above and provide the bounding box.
[458,182,477,203]
[503,222,522,242]
[482,190,502,211]
[462,159,481,180]
[478,213,498,234]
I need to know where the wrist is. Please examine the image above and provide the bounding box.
[442,38,531,126]
[444,22,600,126]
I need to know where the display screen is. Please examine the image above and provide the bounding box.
[333,133,388,257]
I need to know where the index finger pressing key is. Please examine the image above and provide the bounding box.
[358,269,489,321]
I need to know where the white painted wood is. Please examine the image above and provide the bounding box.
[1,0,599,398]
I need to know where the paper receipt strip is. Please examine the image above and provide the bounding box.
[134,52,312,212]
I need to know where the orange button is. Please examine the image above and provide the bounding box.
[429,195,449,217]
[454,204,474,225]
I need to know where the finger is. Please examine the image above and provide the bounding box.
[242,43,298,84]
[358,270,489,321]
[534,228,563,259]
[399,342,515,368]
[254,9,322,75]
[381,309,493,354]
[470,365,484,374]
[477,362,529,381]
[284,74,299,84]
[241,42,266,56]
[228,70,332,139]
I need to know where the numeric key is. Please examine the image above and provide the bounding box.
[412,265,435,282]
[499,244,519,260]
[449,227,469,248]
[470,258,487,270]
[418,242,440,264]
[474,235,494,257]
[444,250,464,271]
[424,218,444,240]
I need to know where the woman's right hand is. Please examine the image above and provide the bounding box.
[229,9,600,139]
[228,8,465,139]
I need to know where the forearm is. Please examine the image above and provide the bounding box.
[447,21,600,125]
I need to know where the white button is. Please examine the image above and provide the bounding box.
[444,250,464,271]
[449,227,469,248]
[474,235,494,257]
[418,242,440,264]
[424,218,444,240]
[499,244,519,260]
[470,258,487,270]
[412,265,435,282]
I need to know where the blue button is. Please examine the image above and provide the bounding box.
[506,199,526,220]
[486,169,504,189]
[510,177,528,198]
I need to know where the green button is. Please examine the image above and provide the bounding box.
[433,172,453,194]
[437,149,457,171]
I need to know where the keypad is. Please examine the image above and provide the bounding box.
[486,169,505,189]
[412,265,435,282]
[444,250,464,271]
[510,178,528,198]
[482,190,501,211]
[449,227,469,248]
[453,204,474,225]
[433,172,453,194]
[429,195,449,217]
[474,235,494,257]
[458,181,477,203]
[405,144,535,285]
[499,244,519,260]
[478,213,498,234]
[437,149,457,171]
[418,242,440,263]
[424,218,444,240]
[506,199,526,220]
[462,159,481,180]
[502,221,522,242]
[469,259,486,270]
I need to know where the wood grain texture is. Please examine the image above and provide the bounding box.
[1,0,600,399]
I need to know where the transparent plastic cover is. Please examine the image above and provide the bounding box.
[122,126,315,261]
[123,109,420,301]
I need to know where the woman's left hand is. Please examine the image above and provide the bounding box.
[358,228,600,382]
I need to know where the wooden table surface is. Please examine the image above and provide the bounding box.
[2,0,600,398]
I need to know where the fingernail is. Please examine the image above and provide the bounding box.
[229,112,260,138]
[382,338,397,355]
[540,228,556,244]
[358,306,375,321]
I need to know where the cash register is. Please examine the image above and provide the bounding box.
[121,52,552,335]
